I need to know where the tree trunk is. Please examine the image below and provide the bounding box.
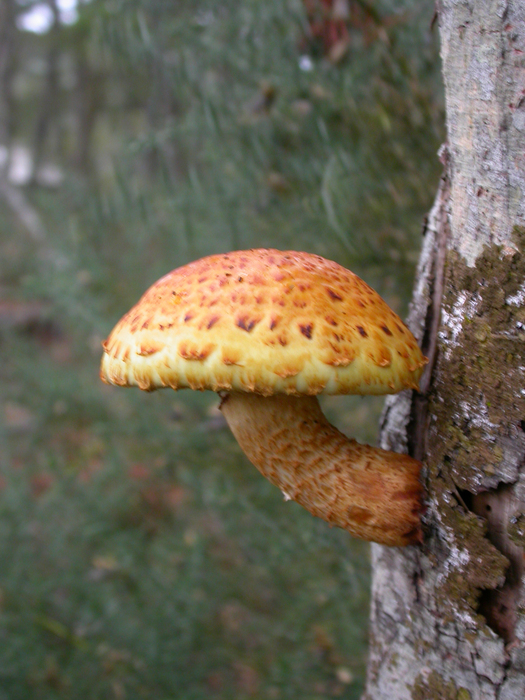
[364,2,525,699]
[73,51,102,175]
[0,0,16,150]
[31,0,61,185]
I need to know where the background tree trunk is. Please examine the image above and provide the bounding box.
[31,0,61,185]
[0,0,16,150]
[365,2,525,698]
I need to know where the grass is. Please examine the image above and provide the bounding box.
[0,205,371,699]
[0,2,443,695]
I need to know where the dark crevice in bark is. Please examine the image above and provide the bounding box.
[407,175,449,466]
[458,488,473,512]
[458,484,523,644]
[411,561,425,605]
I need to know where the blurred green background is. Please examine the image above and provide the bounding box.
[0,1,443,698]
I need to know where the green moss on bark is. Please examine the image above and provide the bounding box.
[411,670,471,700]
[424,227,525,620]
[431,228,525,489]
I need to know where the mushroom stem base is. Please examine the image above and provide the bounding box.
[220,392,423,547]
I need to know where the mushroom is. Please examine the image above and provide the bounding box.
[100,249,427,546]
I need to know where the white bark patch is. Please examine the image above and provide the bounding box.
[470,55,496,101]
[512,111,525,132]
[506,282,525,307]
[439,290,481,359]
[443,542,471,575]
[460,398,499,432]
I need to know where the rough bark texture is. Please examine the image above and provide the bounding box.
[365,2,525,699]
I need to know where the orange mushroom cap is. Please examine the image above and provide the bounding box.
[100,249,427,396]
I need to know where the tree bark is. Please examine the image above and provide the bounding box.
[365,2,525,699]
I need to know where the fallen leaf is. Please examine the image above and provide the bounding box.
[233,661,260,696]
[0,300,51,329]
[92,555,119,572]
[165,486,188,508]
[3,402,35,431]
[129,463,151,480]
[335,666,353,684]
[31,473,54,497]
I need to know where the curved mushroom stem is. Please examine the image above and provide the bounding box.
[220,392,423,547]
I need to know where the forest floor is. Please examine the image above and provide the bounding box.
[0,195,376,700]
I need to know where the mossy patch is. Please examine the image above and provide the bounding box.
[430,477,508,618]
[456,689,473,700]
[411,670,471,700]
[431,227,525,489]
[424,227,525,622]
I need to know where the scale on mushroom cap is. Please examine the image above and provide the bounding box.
[101,249,427,547]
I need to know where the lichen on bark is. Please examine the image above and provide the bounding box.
[422,227,525,622]
[431,226,525,492]
[411,669,470,700]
